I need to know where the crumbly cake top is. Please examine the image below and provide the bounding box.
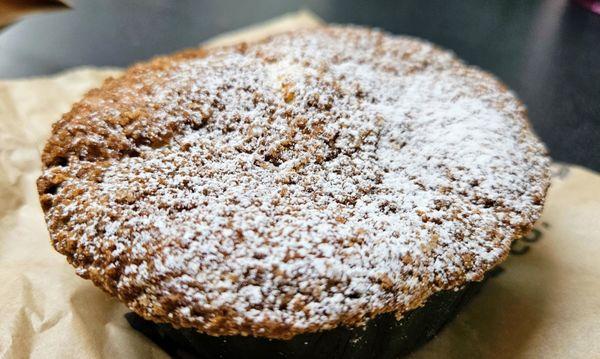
[37,26,550,339]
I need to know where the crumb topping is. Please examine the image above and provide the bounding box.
[37,26,550,339]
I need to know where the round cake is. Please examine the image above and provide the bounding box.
[37,25,550,354]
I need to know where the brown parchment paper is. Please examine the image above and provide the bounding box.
[0,0,69,29]
[0,11,599,359]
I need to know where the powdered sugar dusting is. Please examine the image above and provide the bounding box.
[38,26,550,339]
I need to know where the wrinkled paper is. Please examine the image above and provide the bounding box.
[1,11,599,359]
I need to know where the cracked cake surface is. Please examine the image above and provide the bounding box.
[37,25,550,339]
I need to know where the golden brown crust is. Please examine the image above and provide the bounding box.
[38,25,550,339]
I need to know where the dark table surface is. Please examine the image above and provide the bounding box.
[1,0,598,171]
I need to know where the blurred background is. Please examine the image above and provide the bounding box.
[0,0,598,170]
